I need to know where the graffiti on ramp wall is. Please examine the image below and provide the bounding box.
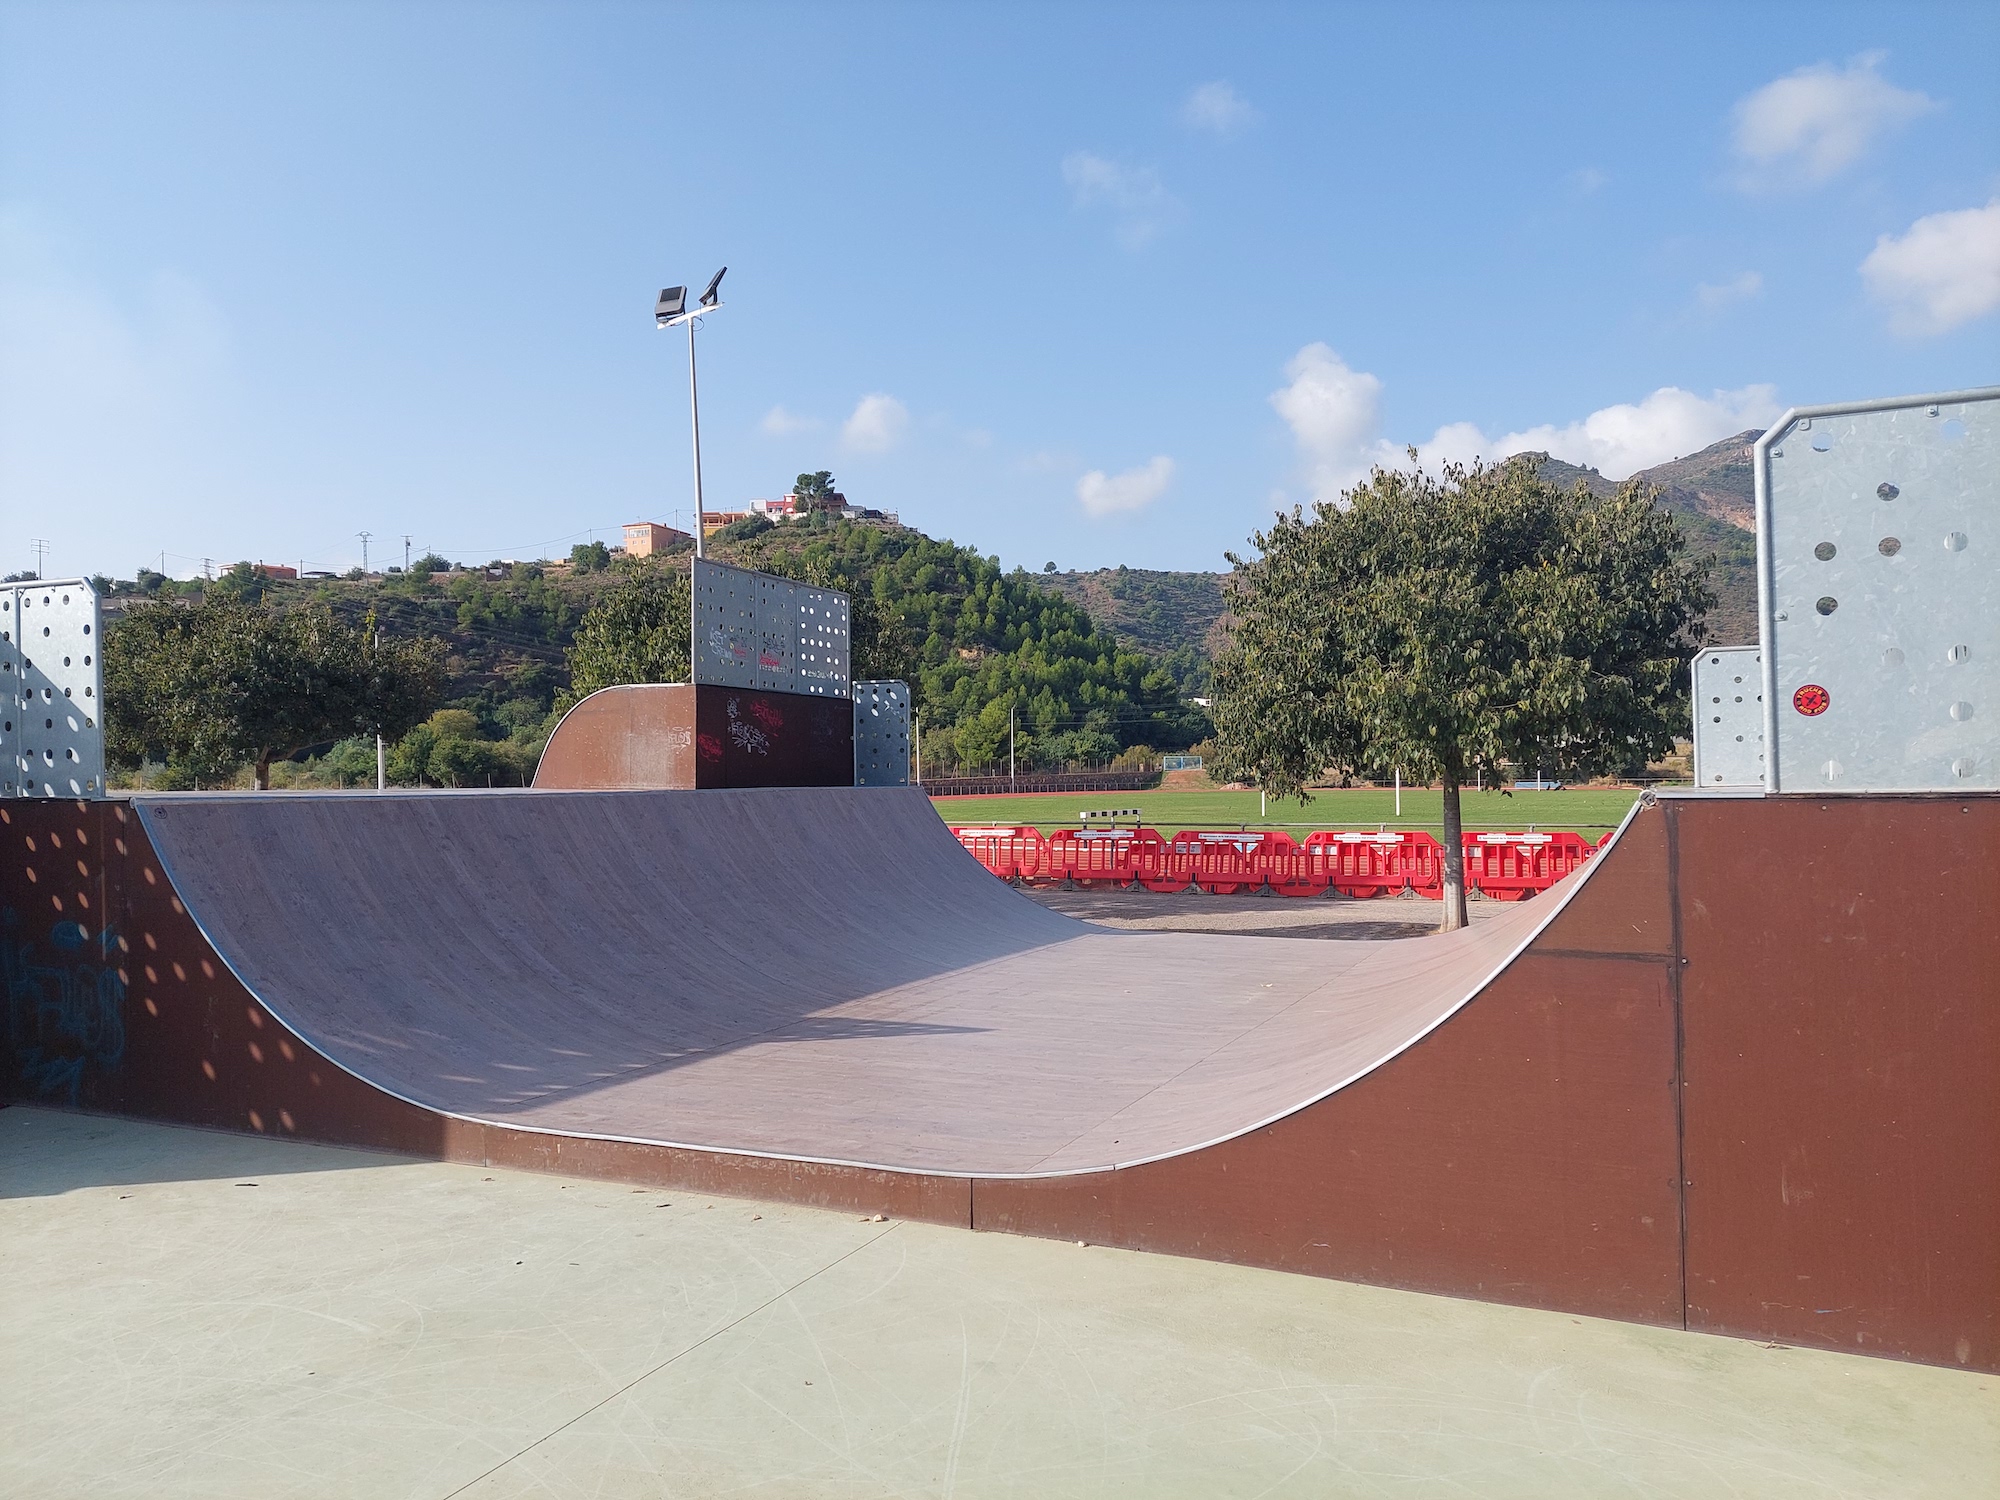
[3,907,126,1104]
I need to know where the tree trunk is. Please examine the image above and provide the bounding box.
[1438,772,1468,932]
[253,749,272,791]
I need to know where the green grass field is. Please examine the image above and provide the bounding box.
[928,785,1654,838]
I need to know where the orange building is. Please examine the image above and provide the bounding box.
[621,521,692,558]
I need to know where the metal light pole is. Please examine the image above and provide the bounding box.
[374,629,386,790]
[656,268,727,559]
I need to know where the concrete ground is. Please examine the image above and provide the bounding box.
[1023,884,1513,940]
[4,1108,1992,1499]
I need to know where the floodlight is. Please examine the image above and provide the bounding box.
[698,266,726,307]
[655,286,687,324]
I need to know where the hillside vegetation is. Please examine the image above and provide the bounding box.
[1036,566,1227,696]
[103,520,1208,783]
[730,520,1207,770]
[103,436,1756,786]
[1532,430,1759,644]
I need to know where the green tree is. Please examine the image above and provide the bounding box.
[410,552,449,575]
[792,471,837,513]
[560,570,692,708]
[727,520,1204,768]
[1212,456,1710,930]
[211,561,267,603]
[569,540,612,574]
[104,595,446,789]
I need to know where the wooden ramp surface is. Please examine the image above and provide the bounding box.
[133,787,1576,1176]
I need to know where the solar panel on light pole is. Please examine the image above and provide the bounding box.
[656,268,727,559]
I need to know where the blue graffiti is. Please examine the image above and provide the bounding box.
[3,906,127,1104]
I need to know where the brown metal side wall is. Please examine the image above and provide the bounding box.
[1675,795,2000,1371]
[975,810,1684,1325]
[533,684,696,790]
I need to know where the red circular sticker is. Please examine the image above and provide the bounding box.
[1793,684,1831,717]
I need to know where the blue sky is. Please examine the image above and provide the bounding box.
[2,1,1996,581]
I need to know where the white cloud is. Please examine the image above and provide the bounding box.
[1860,200,2000,336]
[760,404,820,436]
[1076,455,1174,517]
[1477,386,1782,478]
[1268,343,1384,502]
[1567,167,1608,196]
[1694,270,1764,313]
[1269,342,1782,499]
[1183,81,1256,135]
[1061,152,1181,247]
[839,393,910,454]
[1731,54,1935,186]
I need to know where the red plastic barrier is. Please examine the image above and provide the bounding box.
[1304,828,1432,900]
[949,826,1045,883]
[1462,831,1597,900]
[1168,830,1270,894]
[1044,827,1164,888]
[947,824,1606,899]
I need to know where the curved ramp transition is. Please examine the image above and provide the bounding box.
[3,788,1993,1372]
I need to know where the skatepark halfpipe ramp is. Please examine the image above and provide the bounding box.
[3,786,1994,1371]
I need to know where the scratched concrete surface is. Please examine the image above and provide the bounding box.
[3,1107,1993,1500]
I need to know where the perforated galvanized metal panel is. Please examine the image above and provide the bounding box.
[691,557,849,697]
[853,680,911,786]
[1756,387,2000,791]
[1691,647,1764,789]
[2,579,106,798]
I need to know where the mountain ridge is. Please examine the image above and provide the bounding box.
[1043,431,1764,666]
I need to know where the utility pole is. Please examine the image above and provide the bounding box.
[29,539,49,578]
[1009,704,1016,789]
[403,535,412,572]
[358,531,372,574]
[912,710,920,785]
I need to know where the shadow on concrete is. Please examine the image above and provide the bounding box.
[0,1104,411,1198]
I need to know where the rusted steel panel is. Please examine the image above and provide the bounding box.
[533,684,696,790]
[975,954,1683,1326]
[1676,794,2000,1371]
